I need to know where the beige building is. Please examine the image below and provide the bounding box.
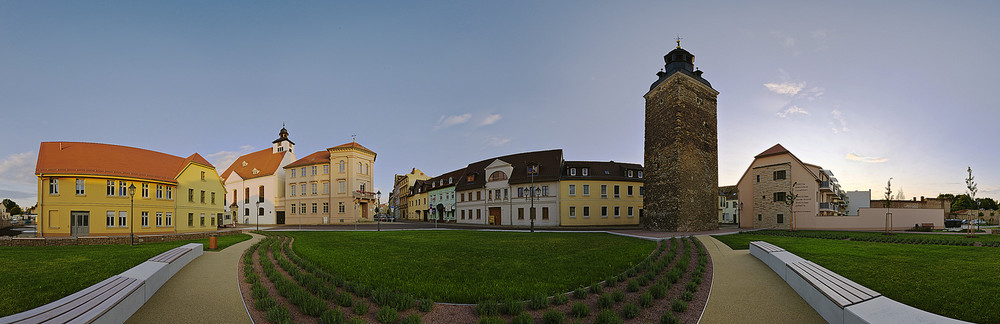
[392,168,430,220]
[283,141,377,224]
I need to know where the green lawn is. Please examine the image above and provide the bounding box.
[0,233,251,317]
[287,230,656,303]
[713,232,999,323]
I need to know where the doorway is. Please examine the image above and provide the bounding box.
[276,211,285,225]
[70,211,89,237]
[489,207,502,225]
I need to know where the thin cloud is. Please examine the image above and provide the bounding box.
[206,145,255,171]
[830,110,849,133]
[434,113,472,130]
[764,82,805,96]
[776,106,810,118]
[770,31,796,49]
[846,153,888,163]
[479,114,502,127]
[485,137,511,147]
[0,151,37,186]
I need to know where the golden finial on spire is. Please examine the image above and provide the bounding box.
[675,34,683,48]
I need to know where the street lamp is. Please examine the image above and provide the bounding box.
[376,190,382,232]
[528,161,537,233]
[128,184,136,246]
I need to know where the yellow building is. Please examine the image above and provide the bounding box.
[559,161,644,226]
[392,168,430,220]
[283,140,378,224]
[408,180,429,220]
[35,142,225,237]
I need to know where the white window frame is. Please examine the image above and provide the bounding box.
[165,212,172,226]
[75,179,85,195]
[142,183,149,198]
[107,180,115,196]
[106,211,115,227]
[118,211,127,227]
[141,211,149,227]
[156,212,163,226]
[49,179,59,195]
[569,206,576,218]
[583,185,590,196]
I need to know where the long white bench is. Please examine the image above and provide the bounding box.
[0,243,203,324]
[748,241,971,324]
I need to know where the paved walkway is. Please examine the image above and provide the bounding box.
[697,235,824,323]
[126,233,263,324]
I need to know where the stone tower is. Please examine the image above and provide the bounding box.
[642,41,720,232]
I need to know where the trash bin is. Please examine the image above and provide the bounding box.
[209,234,218,250]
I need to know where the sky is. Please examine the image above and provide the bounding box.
[2,1,999,208]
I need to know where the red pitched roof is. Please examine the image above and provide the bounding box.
[328,141,376,156]
[35,142,211,183]
[220,148,288,182]
[755,144,790,158]
[285,151,331,169]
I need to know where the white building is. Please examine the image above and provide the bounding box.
[220,127,296,225]
[455,149,562,227]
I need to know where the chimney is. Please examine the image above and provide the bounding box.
[920,196,925,202]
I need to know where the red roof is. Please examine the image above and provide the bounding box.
[220,148,288,182]
[328,141,376,155]
[35,142,214,183]
[285,151,331,169]
[755,144,790,158]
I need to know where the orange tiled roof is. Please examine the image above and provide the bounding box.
[285,151,331,169]
[35,142,214,183]
[220,148,288,182]
[755,144,790,158]
[328,141,375,155]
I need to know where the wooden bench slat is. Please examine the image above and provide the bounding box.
[149,247,191,263]
[750,241,785,252]
[797,263,864,305]
[790,262,855,306]
[66,278,142,324]
[802,262,879,300]
[41,277,138,324]
[0,277,120,323]
[7,277,132,323]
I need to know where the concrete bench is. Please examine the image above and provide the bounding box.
[785,260,880,323]
[0,276,144,324]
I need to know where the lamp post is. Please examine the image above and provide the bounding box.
[376,190,382,232]
[128,184,136,246]
[528,162,537,233]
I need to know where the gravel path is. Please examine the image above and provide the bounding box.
[126,233,263,324]
[697,235,824,323]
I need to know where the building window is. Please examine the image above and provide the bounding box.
[601,206,608,218]
[324,165,329,174]
[568,185,576,196]
[504,188,509,199]
[339,203,345,213]
[165,212,172,226]
[542,207,549,220]
[628,207,634,217]
[259,207,265,216]
[628,170,634,177]
[119,181,127,197]
[212,215,216,226]
[777,214,784,224]
[291,204,296,214]
[300,184,306,196]
[476,209,481,219]
[339,160,346,173]
[311,183,318,195]
[301,167,306,177]
[639,187,643,196]
[141,211,149,227]
[200,190,206,203]
[258,186,265,202]
[156,212,163,226]
[570,168,576,176]
[156,185,163,199]
[542,186,549,196]
[638,171,642,178]
[301,204,307,214]
[614,206,620,218]
[291,169,296,178]
[106,211,115,227]
[311,203,317,213]
[200,171,206,180]
[518,208,524,220]
[467,174,475,182]
[583,185,590,196]
[774,192,786,202]
[627,186,633,196]
[188,213,194,226]
[583,206,590,218]
[188,189,194,202]
[141,183,149,198]
[489,171,508,181]
[569,206,576,218]
[107,180,115,196]
[166,186,173,199]
[758,214,762,221]
[312,166,317,175]
[323,203,329,213]
[323,182,330,194]
[461,210,465,220]
[200,213,205,227]
[245,208,250,216]
[75,179,85,195]
[211,192,216,205]
[290,185,296,196]
[358,162,362,173]
[477,191,481,200]
[339,181,346,193]
[774,170,786,180]
[756,175,760,182]
[614,185,620,198]
[601,185,607,198]
[582,168,589,176]
[119,211,128,227]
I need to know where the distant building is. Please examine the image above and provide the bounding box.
[220,126,296,226]
[35,141,225,237]
[426,168,464,222]
[283,140,378,224]
[560,161,644,226]
[718,186,738,224]
[392,168,430,220]
[408,179,430,221]
[455,150,562,226]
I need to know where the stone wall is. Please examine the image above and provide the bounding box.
[0,228,245,247]
[643,72,719,232]
[752,164,792,229]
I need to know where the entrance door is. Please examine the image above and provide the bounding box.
[276,211,285,225]
[70,211,89,237]
[489,207,502,225]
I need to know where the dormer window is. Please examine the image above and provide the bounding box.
[527,165,539,175]
[570,168,577,176]
[242,161,248,167]
[628,170,634,177]
[582,168,589,176]
[467,174,475,182]
[604,170,610,175]
[252,168,259,175]
[449,177,453,184]
[489,171,508,181]
[638,171,643,178]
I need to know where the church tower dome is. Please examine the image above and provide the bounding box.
[272,124,295,154]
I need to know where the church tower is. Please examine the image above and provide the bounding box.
[642,40,720,231]
[272,125,295,155]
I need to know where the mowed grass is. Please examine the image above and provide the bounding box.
[0,233,251,316]
[288,230,655,303]
[713,233,1000,323]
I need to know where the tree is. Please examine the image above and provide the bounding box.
[9,206,21,216]
[784,182,799,231]
[2,199,18,213]
[952,195,976,211]
[884,178,893,234]
[966,166,978,236]
[896,189,905,200]
[975,198,998,210]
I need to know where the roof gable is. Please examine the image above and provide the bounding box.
[35,142,205,183]
[285,151,330,169]
[220,148,288,182]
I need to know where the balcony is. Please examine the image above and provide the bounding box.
[819,181,833,192]
[819,202,835,212]
[353,191,376,200]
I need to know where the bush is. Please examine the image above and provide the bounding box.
[594,310,623,324]
[552,293,569,305]
[611,290,625,303]
[589,284,603,294]
[573,287,587,299]
[300,295,328,317]
[352,302,369,316]
[401,314,421,324]
[478,316,504,324]
[337,293,354,307]
[659,311,678,324]
[476,300,499,317]
[543,309,566,324]
[626,280,640,292]
[321,308,345,324]
[637,276,650,286]
[671,299,687,312]
[639,292,653,308]
[529,293,549,310]
[621,303,640,319]
[418,298,434,312]
[650,283,668,299]
[681,291,694,302]
[597,293,614,309]
[685,282,698,293]
[254,296,276,310]
[347,317,364,324]
[500,298,524,315]
[570,302,590,318]
[266,305,291,323]
[604,275,619,287]
[376,306,398,324]
[511,312,533,324]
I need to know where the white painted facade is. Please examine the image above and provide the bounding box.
[222,129,296,225]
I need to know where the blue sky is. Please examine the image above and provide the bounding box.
[2,1,999,208]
